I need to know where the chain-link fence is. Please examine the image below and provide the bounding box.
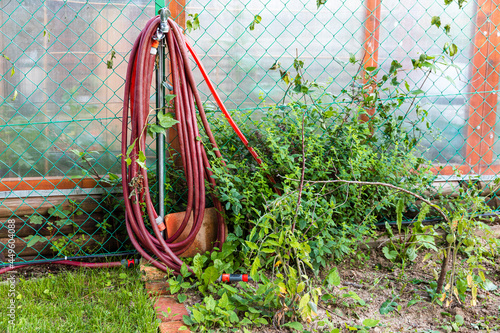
[1,0,499,262]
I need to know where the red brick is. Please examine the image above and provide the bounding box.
[154,296,189,322]
[145,280,170,296]
[159,321,191,333]
[140,263,168,282]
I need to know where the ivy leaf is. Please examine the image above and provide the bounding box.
[410,89,425,95]
[26,235,43,247]
[43,29,51,42]
[186,13,200,33]
[382,246,398,261]
[158,112,179,129]
[147,124,165,138]
[349,53,356,64]
[164,94,176,103]
[137,150,147,169]
[431,16,441,28]
[106,49,116,69]
[444,24,451,35]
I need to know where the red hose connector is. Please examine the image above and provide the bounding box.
[217,274,253,282]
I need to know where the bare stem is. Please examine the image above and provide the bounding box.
[291,107,307,232]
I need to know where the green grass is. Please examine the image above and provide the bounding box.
[0,266,159,333]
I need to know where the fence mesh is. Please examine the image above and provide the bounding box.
[1,0,499,262]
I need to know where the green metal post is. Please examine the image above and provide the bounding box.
[156,5,170,233]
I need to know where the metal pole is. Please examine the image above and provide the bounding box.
[156,7,170,237]
[157,40,165,227]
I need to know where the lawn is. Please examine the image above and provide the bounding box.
[0,266,159,333]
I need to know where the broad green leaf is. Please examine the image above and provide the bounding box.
[177,294,187,303]
[201,266,219,286]
[362,318,380,327]
[218,292,229,309]
[157,112,179,129]
[26,235,42,247]
[205,295,216,311]
[245,241,259,250]
[164,94,176,103]
[191,308,204,323]
[283,322,303,331]
[327,267,341,286]
[298,293,310,310]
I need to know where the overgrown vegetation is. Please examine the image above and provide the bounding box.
[159,4,500,331]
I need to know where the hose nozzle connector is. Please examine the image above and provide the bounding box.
[158,8,170,34]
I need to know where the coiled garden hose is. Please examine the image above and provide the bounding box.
[121,16,272,274]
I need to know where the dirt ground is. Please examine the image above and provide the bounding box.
[240,245,500,333]
[313,247,500,333]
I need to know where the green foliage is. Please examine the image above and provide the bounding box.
[147,110,179,138]
[186,13,200,33]
[379,295,400,314]
[382,202,438,265]
[433,181,499,307]
[188,51,442,330]
[316,0,328,9]
[106,49,116,69]
[162,243,280,332]
[248,15,262,31]
[206,54,435,273]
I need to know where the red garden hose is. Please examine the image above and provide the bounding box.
[121,16,277,274]
[0,259,139,275]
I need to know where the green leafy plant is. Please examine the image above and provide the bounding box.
[382,200,438,265]
[24,200,93,256]
[186,13,200,33]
